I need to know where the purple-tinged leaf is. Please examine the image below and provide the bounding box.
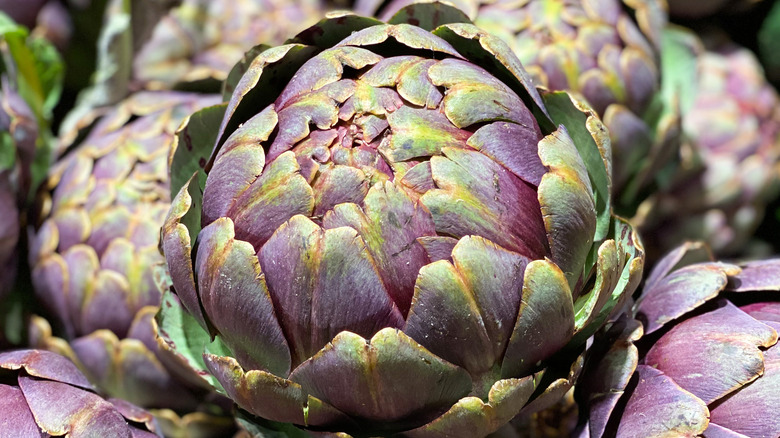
[195,217,291,375]
[288,329,471,427]
[258,215,404,367]
[727,259,780,292]
[502,259,574,378]
[421,147,548,260]
[644,301,777,405]
[616,365,708,438]
[203,353,352,427]
[536,126,596,288]
[636,262,740,334]
[323,182,435,315]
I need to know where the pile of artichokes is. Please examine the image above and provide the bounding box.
[0,0,779,437]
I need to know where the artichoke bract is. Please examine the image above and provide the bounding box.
[133,0,326,90]
[357,0,675,213]
[27,91,237,435]
[0,349,161,437]
[160,4,643,436]
[577,242,780,437]
[636,29,780,259]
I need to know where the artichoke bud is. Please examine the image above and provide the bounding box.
[160,3,644,436]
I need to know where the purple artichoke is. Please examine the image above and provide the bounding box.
[0,86,36,301]
[0,13,63,308]
[133,0,326,90]
[0,349,161,437]
[577,242,780,437]
[636,29,780,259]
[28,91,238,436]
[159,4,644,436]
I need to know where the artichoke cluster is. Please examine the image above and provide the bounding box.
[0,0,779,437]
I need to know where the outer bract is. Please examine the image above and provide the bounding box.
[160,4,643,436]
[357,0,675,213]
[27,91,237,437]
[635,28,780,259]
[133,0,326,89]
[0,349,161,437]
[577,242,780,438]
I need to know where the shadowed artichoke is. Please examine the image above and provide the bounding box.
[159,4,644,436]
[0,84,36,301]
[133,0,326,90]
[356,0,675,212]
[0,12,62,310]
[635,28,780,259]
[0,349,161,437]
[577,242,780,438]
[27,91,238,436]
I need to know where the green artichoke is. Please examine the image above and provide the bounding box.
[0,349,161,437]
[635,28,780,259]
[133,0,327,90]
[28,91,237,436]
[577,242,780,437]
[159,4,643,436]
[357,0,675,212]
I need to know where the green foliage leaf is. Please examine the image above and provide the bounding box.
[155,289,228,393]
[660,25,701,117]
[0,11,63,200]
[0,12,63,122]
[0,132,15,171]
[170,103,228,199]
[222,44,272,101]
[759,0,780,84]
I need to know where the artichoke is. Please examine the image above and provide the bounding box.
[0,84,36,301]
[0,11,62,308]
[577,242,780,437]
[27,91,237,436]
[635,28,780,259]
[357,0,675,212]
[159,4,644,436]
[133,0,326,90]
[0,349,161,437]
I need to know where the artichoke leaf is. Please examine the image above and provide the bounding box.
[501,259,575,379]
[155,289,228,394]
[387,1,472,31]
[432,23,551,127]
[536,124,596,289]
[542,92,611,242]
[170,103,228,198]
[401,375,537,438]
